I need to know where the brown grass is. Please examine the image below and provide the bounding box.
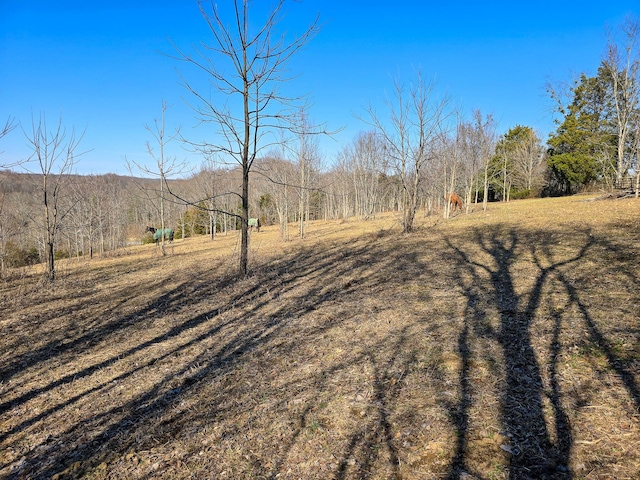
[1,195,639,480]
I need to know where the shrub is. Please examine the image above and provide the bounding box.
[142,232,155,245]
[54,249,70,260]
[4,242,41,268]
[510,189,532,200]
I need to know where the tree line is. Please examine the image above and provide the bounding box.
[1,2,638,279]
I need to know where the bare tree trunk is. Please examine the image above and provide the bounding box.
[128,101,184,257]
[25,114,82,282]
[449,145,458,215]
[174,0,320,276]
[443,167,450,219]
[483,161,489,211]
[502,155,507,201]
[605,18,640,184]
[160,166,166,255]
[298,152,306,239]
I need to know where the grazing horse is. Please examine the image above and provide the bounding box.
[248,218,261,232]
[445,193,464,212]
[146,226,174,245]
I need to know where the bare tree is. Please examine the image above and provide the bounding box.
[257,153,296,241]
[478,113,497,211]
[457,111,496,212]
[511,128,545,194]
[291,109,322,239]
[326,160,354,219]
[128,101,186,256]
[631,113,640,197]
[24,114,84,281]
[173,0,320,275]
[337,131,387,219]
[67,175,129,259]
[603,17,640,185]
[363,72,451,233]
[0,117,18,168]
[442,128,459,219]
[190,162,226,240]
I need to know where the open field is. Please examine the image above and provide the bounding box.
[1,195,640,480]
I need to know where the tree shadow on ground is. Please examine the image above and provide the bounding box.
[2,221,640,479]
[444,223,640,480]
[3,235,427,478]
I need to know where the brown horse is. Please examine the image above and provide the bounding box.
[446,193,464,212]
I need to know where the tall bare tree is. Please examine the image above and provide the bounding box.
[442,128,459,219]
[478,113,497,211]
[457,110,496,212]
[292,109,322,239]
[603,17,640,185]
[363,72,451,233]
[24,114,84,281]
[511,128,545,194]
[174,0,320,275]
[128,101,185,256]
[257,152,296,241]
[191,162,225,240]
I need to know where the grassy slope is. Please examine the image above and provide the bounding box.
[1,195,639,480]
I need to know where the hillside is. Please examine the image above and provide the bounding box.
[1,196,639,479]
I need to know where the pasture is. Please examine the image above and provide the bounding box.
[1,195,639,479]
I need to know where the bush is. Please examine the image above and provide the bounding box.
[510,189,532,200]
[142,232,155,245]
[54,249,70,260]
[4,242,41,268]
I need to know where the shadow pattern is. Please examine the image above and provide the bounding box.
[1,220,639,479]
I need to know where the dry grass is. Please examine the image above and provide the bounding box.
[1,195,639,480]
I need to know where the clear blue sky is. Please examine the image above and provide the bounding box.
[1,1,638,175]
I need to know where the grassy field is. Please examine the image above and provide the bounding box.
[1,195,639,480]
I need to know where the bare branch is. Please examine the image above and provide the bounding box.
[22,113,85,281]
[169,0,321,274]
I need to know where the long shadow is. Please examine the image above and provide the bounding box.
[326,245,454,480]
[0,277,216,418]
[492,231,569,479]
[534,228,640,411]
[0,275,179,387]
[333,328,410,480]
[446,312,476,479]
[261,322,418,480]
[0,306,243,443]
[555,268,640,410]
[444,226,595,480]
[4,237,398,478]
[2,251,280,418]
[257,242,422,479]
[6,223,638,479]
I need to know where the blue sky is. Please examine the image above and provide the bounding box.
[1,1,638,175]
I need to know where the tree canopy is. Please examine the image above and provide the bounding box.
[547,70,617,194]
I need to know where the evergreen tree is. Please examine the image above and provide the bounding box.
[547,70,617,193]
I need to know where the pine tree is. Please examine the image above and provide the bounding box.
[547,71,617,193]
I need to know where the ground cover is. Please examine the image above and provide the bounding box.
[1,195,639,479]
